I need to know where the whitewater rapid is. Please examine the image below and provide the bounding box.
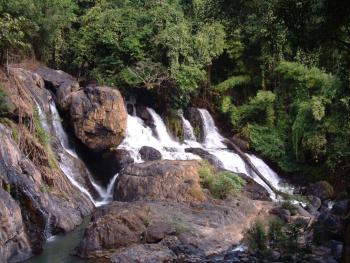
[118,107,286,197]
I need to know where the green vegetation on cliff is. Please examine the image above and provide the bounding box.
[1,0,350,182]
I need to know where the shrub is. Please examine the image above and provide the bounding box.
[247,220,268,251]
[198,161,245,199]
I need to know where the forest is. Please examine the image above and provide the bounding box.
[1,0,350,186]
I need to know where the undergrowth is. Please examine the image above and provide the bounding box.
[198,161,246,199]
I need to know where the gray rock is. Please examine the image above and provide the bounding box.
[139,146,162,161]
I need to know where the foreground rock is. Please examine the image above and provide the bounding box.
[77,160,273,261]
[114,160,206,202]
[76,198,268,260]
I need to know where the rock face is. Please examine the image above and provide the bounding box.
[76,198,266,260]
[70,86,127,151]
[114,160,206,203]
[136,105,155,128]
[35,67,80,111]
[0,68,96,262]
[139,146,162,161]
[77,160,273,261]
[0,187,31,263]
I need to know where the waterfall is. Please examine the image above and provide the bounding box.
[36,101,118,208]
[181,114,197,142]
[49,103,78,159]
[117,113,200,161]
[147,108,178,146]
[196,108,285,196]
[198,109,226,149]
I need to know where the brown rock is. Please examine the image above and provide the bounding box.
[35,67,80,111]
[0,188,32,263]
[75,198,269,260]
[70,86,127,151]
[111,244,176,263]
[114,160,206,203]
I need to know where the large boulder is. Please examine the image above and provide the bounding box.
[35,67,80,111]
[114,160,206,203]
[75,198,268,260]
[70,86,127,151]
[139,146,162,161]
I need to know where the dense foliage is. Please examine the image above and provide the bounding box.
[1,0,350,182]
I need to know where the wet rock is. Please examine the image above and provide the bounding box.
[331,200,348,215]
[114,160,206,203]
[307,181,334,201]
[35,67,80,111]
[309,196,322,210]
[0,188,32,263]
[0,117,94,259]
[185,147,223,169]
[139,146,162,161]
[70,86,127,151]
[111,243,176,263]
[240,173,271,201]
[136,105,155,128]
[231,134,250,152]
[184,108,203,141]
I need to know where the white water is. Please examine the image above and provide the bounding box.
[118,110,199,161]
[198,109,227,149]
[197,108,284,196]
[117,106,285,197]
[181,114,197,142]
[37,102,118,208]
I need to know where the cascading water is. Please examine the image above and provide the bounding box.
[181,114,197,142]
[117,111,199,161]
[197,108,285,196]
[37,101,118,208]
[117,106,285,197]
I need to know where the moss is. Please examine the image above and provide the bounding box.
[198,161,245,199]
[165,111,184,142]
[33,108,59,170]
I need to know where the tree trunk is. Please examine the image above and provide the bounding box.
[223,138,279,196]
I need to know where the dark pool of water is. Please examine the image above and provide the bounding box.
[24,217,94,263]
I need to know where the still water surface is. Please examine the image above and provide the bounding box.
[24,218,94,263]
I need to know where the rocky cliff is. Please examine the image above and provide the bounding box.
[0,66,127,263]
